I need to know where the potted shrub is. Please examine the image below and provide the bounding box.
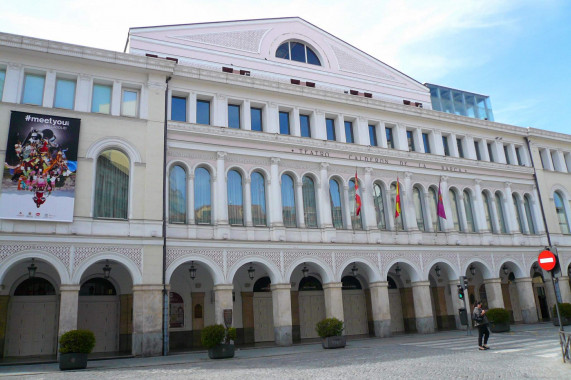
[552,303,571,326]
[59,329,96,370]
[201,324,237,359]
[486,308,510,333]
[316,317,346,349]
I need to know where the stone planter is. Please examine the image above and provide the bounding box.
[489,322,510,333]
[59,353,88,370]
[208,343,235,359]
[553,317,570,326]
[321,335,346,349]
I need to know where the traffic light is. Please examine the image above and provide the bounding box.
[457,284,464,300]
[463,276,469,289]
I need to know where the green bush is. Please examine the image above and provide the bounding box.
[553,303,571,319]
[486,308,510,325]
[201,325,237,349]
[315,318,344,338]
[59,330,96,354]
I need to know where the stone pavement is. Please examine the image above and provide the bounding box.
[0,323,569,379]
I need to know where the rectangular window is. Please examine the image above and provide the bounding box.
[228,104,240,129]
[22,73,45,105]
[54,78,76,110]
[300,114,311,137]
[0,69,5,101]
[456,138,464,158]
[474,141,482,160]
[386,127,394,148]
[516,147,523,166]
[326,118,336,141]
[171,96,187,122]
[344,121,354,143]
[121,89,138,117]
[251,107,262,131]
[406,130,415,151]
[503,145,511,164]
[422,133,431,153]
[196,99,210,125]
[487,143,494,162]
[91,83,111,114]
[442,136,450,156]
[279,111,290,135]
[368,125,377,146]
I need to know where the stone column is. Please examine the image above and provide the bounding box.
[411,281,435,333]
[440,176,453,231]
[58,285,80,338]
[42,70,56,108]
[75,73,92,112]
[457,191,469,232]
[111,80,121,116]
[369,282,391,337]
[403,172,417,231]
[355,116,369,145]
[532,187,546,234]
[269,158,283,227]
[242,100,251,130]
[188,92,197,124]
[473,179,488,232]
[2,62,22,103]
[214,284,234,326]
[465,135,477,160]
[424,192,435,232]
[363,168,377,230]
[483,278,505,309]
[413,128,424,153]
[558,277,571,303]
[503,182,517,233]
[319,163,333,228]
[244,177,253,227]
[132,285,163,356]
[336,114,346,143]
[323,282,344,321]
[515,278,539,323]
[342,183,352,229]
[449,133,459,157]
[271,284,293,346]
[295,182,306,228]
[214,94,227,127]
[291,107,301,136]
[215,152,228,225]
[188,173,195,225]
[314,110,326,140]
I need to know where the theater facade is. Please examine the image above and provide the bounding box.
[0,17,570,359]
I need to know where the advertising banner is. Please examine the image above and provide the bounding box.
[1,111,81,222]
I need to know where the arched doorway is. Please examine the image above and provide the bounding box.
[298,276,325,339]
[532,272,550,321]
[387,263,416,333]
[253,276,274,342]
[387,276,405,333]
[428,263,457,331]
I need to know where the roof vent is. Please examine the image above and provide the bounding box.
[305,82,315,88]
[165,57,179,63]
[290,79,301,85]
[145,53,158,58]
[239,70,250,76]
[222,67,234,73]
[364,92,373,98]
[350,90,359,95]
[403,100,411,105]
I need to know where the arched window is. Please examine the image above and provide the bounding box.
[512,194,524,233]
[251,172,266,226]
[390,182,404,230]
[495,192,507,234]
[302,176,318,228]
[228,170,243,225]
[276,41,321,66]
[449,189,462,231]
[373,183,387,230]
[14,277,56,296]
[463,190,476,232]
[79,278,117,296]
[349,179,362,229]
[281,174,296,227]
[169,165,186,223]
[413,186,425,231]
[195,167,211,224]
[341,276,362,290]
[482,192,494,232]
[253,277,272,292]
[298,276,323,291]
[554,191,570,234]
[523,194,536,234]
[429,187,442,232]
[329,179,343,229]
[94,149,129,219]
[387,276,398,289]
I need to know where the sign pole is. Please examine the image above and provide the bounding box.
[538,249,564,332]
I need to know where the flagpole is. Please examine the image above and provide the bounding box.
[352,167,356,234]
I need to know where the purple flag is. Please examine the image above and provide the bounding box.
[437,181,447,219]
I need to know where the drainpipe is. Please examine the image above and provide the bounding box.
[162,75,172,355]
[524,136,563,331]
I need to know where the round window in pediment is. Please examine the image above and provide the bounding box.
[276,41,321,66]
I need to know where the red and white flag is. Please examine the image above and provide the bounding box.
[355,171,361,216]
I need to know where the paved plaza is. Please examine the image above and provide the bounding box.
[0,324,568,380]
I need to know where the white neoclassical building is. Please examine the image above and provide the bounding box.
[1,17,570,360]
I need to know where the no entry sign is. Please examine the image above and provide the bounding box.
[537,250,557,271]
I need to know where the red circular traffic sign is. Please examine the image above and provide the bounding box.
[538,250,557,271]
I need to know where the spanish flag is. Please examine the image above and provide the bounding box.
[394,178,401,218]
[355,171,361,216]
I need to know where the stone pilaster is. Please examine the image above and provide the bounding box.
[558,276,571,303]
[132,285,163,357]
[271,283,293,346]
[58,285,80,337]
[213,284,233,326]
[515,278,539,323]
[411,281,435,333]
[323,282,344,321]
[483,278,505,309]
[369,281,391,337]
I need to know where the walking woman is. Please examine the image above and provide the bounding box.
[473,301,490,350]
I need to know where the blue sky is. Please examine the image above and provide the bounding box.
[1,0,569,134]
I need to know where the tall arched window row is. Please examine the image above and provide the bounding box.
[228,170,244,226]
[329,179,343,229]
[512,194,524,233]
[349,179,363,230]
[523,195,536,234]
[449,189,462,231]
[429,187,442,232]
[554,191,570,234]
[281,174,296,227]
[251,172,267,226]
[194,167,211,224]
[169,165,187,223]
[495,192,507,234]
[482,192,494,232]
[276,41,321,66]
[412,187,425,231]
[390,182,403,230]
[94,149,129,219]
[463,190,476,232]
[302,176,318,228]
[373,183,387,230]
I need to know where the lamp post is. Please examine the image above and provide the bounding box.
[102,260,112,279]
[301,263,309,278]
[27,259,37,279]
[351,263,358,277]
[247,264,255,280]
[189,261,197,281]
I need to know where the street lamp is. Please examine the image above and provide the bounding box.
[502,265,509,276]
[469,265,476,276]
[395,263,401,277]
[247,263,255,280]
[351,263,358,277]
[27,259,37,279]
[301,263,309,278]
[532,262,538,271]
[435,265,441,278]
[189,261,197,281]
[102,260,112,279]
